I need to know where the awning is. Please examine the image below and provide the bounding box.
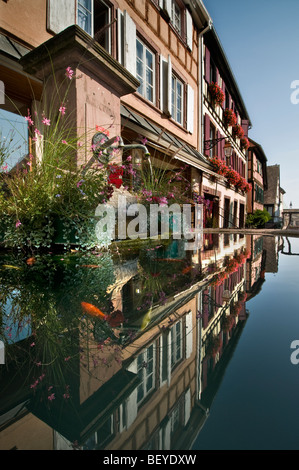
[120,104,216,174]
[0,33,31,60]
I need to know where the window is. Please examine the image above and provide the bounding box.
[209,123,216,158]
[94,0,112,53]
[0,109,28,171]
[77,0,115,53]
[225,89,230,109]
[255,184,264,204]
[137,344,155,404]
[136,38,155,103]
[171,320,183,368]
[171,74,183,125]
[171,0,182,34]
[210,58,217,83]
[77,0,93,36]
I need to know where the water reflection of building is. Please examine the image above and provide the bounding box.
[0,235,250,450]
[245,235,266,300]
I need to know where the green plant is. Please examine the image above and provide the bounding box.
[245,209,272,228]
[0,66,114,252]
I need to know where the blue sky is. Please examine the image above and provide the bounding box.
[203,0,299,207]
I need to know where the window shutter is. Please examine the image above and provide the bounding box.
[185,310,193,359]
[187,84,194,134]
[205,46,210,83]
[164,0,172,18]
[47,0,76,34]
[184,389,191,425]
[186,9,193,51]
[158,0,164,8]
[204,114,210,156]
[0,81,4,105]
[160,54,172,116]
[125,359,138,427]
[167,54,172,116]
[117,9,124,66]
[123,10,136,77]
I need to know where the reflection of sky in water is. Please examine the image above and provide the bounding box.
[0,109,28,170]
[2,291,31,344]
[193,236,299,450]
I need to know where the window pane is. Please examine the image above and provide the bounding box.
[136,39,155,103]
[0,109,28,171]
[78,4,92,34]
[146,49,153,69]
[80,0,92,10]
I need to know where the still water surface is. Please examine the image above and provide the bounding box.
[0,233,299,450]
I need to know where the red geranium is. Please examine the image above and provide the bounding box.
[232,124,244,139]
[208,82,225,106]
[209,156,228,176]
[108,164,123,188]
[240,137,250,150]
[224,108,237,127]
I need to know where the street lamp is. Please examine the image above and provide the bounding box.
[224,140,233,159]
[204,137,233,161]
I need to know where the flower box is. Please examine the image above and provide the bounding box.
[208,82,225,107]
[224,108,237,127]
[240,137,250,150]
[232,124,244,139]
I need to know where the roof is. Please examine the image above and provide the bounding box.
[204,27,252,127]
[120,104,213,172]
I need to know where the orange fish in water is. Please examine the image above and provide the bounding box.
[182,265,192,274]
[81,302,107,319]
[81,264,102,269]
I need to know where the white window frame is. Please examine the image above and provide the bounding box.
[171,0,182,35]
[94,0,112,54]
[77,0,94,36]
[171,74,184,125]
[136,38,155,104]
[170,320,183,368]
[137,344,155,404]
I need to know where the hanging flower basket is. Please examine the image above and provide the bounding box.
[206,334,222,357]
[221,314,235,332]
[240,137,250,150]
[232,124,244,139]
[208,82,225,107]
[209,156,228,176]
[225,168,240,186]
[224,108,237,127]
[231,301,243,316]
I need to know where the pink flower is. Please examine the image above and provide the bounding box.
[77,141,83,147]
[65,66,74,79]
[42,117,51,126]
[48,393,55,401]
[25,115,34,126]
[15,220,22,228]
[141,137,148,145]
[61,140,67,144]
[126,155,132,162]
[30,380,39,389]
[59,106,66,115]
[158,196,168,206]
